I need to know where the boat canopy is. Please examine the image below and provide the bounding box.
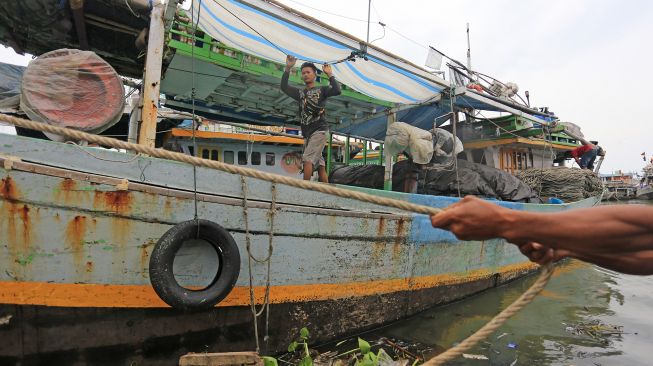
[185,0,556,140]
[191,0,448,104]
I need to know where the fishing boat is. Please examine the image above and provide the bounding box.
[600,171,637,200]
[636,163,653,200]
[0,0,601,364]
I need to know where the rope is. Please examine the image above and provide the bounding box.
[242,177,275,353]
[0,113,553,363]
[65,141,143,163]
[263,183,277,346]
[424,262,554,366]
[0,115,443,215]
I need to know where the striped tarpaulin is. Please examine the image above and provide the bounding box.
[191,0,447,104]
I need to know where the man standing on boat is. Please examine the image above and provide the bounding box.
[281,55,341,182]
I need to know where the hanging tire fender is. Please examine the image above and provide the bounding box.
[149,219,241,311]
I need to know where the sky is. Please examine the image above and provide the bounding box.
[1,0,652,173]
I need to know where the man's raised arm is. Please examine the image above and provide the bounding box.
[322,63,341,97]
[280,55,300,100]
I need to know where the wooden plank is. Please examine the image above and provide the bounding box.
[179,352,263,366]
[0,156,406,221]
[138,3,165,148]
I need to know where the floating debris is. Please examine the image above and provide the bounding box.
[462,353,489,360]
[309,336,434,366]
[0,314,12,326]
[563,320,625,340]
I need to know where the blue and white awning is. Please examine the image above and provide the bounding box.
[191,0,449,104]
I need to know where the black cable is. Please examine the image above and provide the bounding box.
[191,0,201,227]
[210,0,364,65]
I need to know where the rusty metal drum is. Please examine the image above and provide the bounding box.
[20,49,125,139]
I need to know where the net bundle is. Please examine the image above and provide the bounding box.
[517,167,603,201]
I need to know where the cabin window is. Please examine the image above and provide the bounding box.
[202,149,210,159]
[188,146,194,156]
[251,152,261,165]
[266,152,275,166]
[224,150,234,164]
[238,151,248,165]
[499,148,530,174]
[211,149,219,161]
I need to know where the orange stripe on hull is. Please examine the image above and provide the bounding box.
[0,262,536,308]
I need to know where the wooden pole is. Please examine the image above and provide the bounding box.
[137,2,166,148]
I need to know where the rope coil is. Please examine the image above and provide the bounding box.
[0,112,553,364]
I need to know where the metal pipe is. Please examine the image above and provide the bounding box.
[326,132,333,176]
[383,112,395,190]
[69,0,89,50]
[378,143,383,165]
[127,95,141,144]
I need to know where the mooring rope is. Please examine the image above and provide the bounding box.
[0,113,553,364]
[242,177,275,353]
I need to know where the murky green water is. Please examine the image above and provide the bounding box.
[362,200,653,366]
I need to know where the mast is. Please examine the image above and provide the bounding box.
[466,23,472,73]
[137,2,166,148]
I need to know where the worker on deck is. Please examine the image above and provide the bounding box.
[281,55,341,182]
[569,140,601,170]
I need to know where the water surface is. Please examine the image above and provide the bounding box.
[362,200,653,365]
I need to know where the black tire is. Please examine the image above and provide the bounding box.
[149,219,240,311]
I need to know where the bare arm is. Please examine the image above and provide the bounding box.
[430,196,653,274]
[322,63,341,97]
[280,55,300,100]
[505,204,653,254]
[518,242,653,275]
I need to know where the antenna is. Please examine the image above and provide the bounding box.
[466,23,472,72]
[366,0,372,43]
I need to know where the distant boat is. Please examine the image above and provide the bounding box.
[636,163,653,199]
